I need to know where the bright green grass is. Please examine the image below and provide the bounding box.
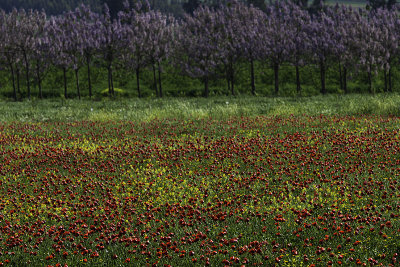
[0,93,399,122]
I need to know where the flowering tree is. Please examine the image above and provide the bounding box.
[54,8,98,99]
[352,9,385,93]
[32,19,50,99]
[263,2,293,95]
[142,11,176,97]
[98,4,126,97]
[175,5,224,97]
[327,4,358,93]
[0,9,20,100]
[234,3,266,95]
[120,1,176,97]
[285,2,311,94]
[216,1,246,95]
[306,9,338,94]
[119,1,150,98]
[73,4,102,98]
[11,9,47,99]
[46,15,74,98]
[371,8,399,92]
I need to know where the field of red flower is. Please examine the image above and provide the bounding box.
[0,115,399,266]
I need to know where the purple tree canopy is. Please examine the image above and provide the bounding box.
[119,4,176,71]
[284,2,311,67]
[306,8,339,65]
[370,8,399,69]
[46,15,74,68]
[97,4,127,69]
[352,8,385,74]
[262,1,295,65]
[175,5,225,79]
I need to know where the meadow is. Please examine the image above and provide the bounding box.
[0,95,399,266]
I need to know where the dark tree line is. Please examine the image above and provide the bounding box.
[0,0,276,17]
[3,0,396,18]
[0,0,101,15]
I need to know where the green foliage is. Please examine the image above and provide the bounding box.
[0,59,398,100]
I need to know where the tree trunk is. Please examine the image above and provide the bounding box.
[204,76,209,97]
[87,56,92,98]
[343,66,347,94]
[320,59,326,94]
[63,67,68,99]
[230,60,234,96]
[274,62,279,95]
[338,61,343,91]
[226,68,231,95]
[36,63,42,99]
[136,67,141,98]
[110,67,114,97]
[10,64,16,101]
[250,58,255,95]
[24,51,30,99]
[384,65,388,92]
[107,66,114,98]
[16,68,21,96]
[368,70,373,94]
[388,67,392,92]
[75,68,81,100]
[152,63,159,97]
[158,62,163,97]
[296,65,301,94]
[107,66,111,97]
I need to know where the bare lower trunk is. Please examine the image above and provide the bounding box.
[24,52,30,99]
[343,66,347,94]
[296,65,301,94]
[108,66,114,97]
[339,62,343,91]
[230,60,234,96]
[384,66,388,92]
[320,60,326,94]
[107,67,111,97]
[274,62,279,95]
[388,67,392,92]
[17,68,21,96]
[368,70,373,94]
[158,62,163,97]
[10,65,16,101]
[136,67,141,98]
[250,58,255,95]
[36,63,42,99]
[87,57,92,98]
[204,76,209,97]
[226,68,231,95]
[75,68,81,99]
[63,67,68,99]
[110,67,114,97]
[152,64,158,97]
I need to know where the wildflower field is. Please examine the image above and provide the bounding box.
[0,97,400,266]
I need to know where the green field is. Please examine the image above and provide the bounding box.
[0,95,399,266]
[1,93,400,122]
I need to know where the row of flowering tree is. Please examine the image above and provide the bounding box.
[0,0,399,100]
